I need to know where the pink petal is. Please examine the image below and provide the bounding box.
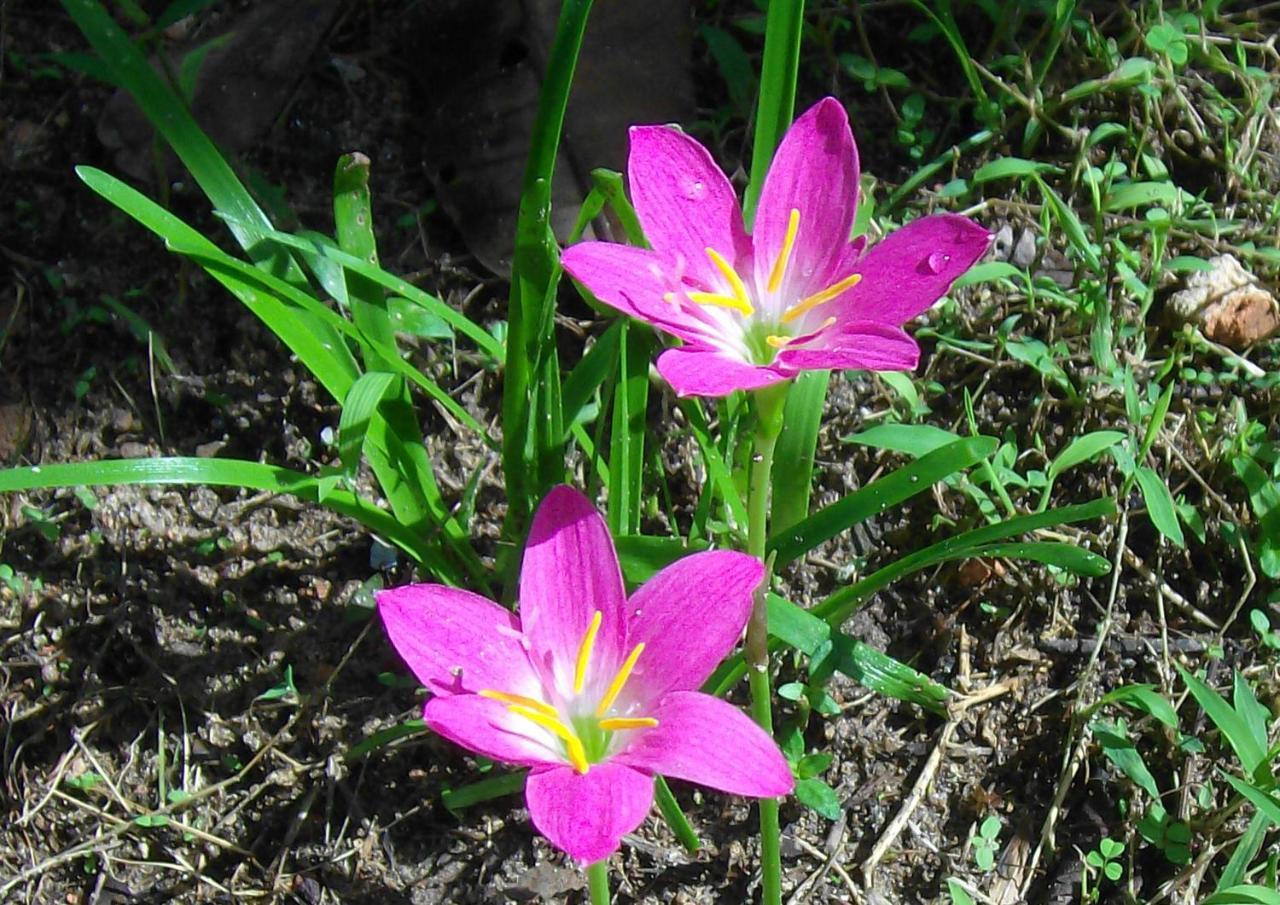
[560,242,711,345]
[616,692,794,798]
[377,584,537,696]
[625,551,763,701]
[753,98,860,297]
[628,125,751,290]
[424,694,563,769]
[777,322,920,372]
[840,213,992,325]
[656,346,790,397]
[525,762,655,863]
[520,486,628,696]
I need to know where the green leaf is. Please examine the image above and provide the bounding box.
[767,594,831,656]
[344,719,426,761]
[828,634,950,715]
[1135,465,1186,547]
[561,320,621,435]
[338,372,400,474]
[1048,431,1127,484]
[793,777,842,820]
[0,458,445,574]
[1094,720,1161,798]
[771,370,830,534]
[1034,175,1101,272]
[133,813,170,828]
[1233,672,1270,757]
[844,423,964,457]
[1222,774,1280,826]
[614,536,708,585]
[1205,886,1280,905]
[1178,666,1266,775]
[972,157,1062,183]
[1060,57,1156,104]
[1104,181,1188,211]
[607,323,650,536]
[769,436,996,566]
[1091,684,1179,729]
[442,769,529,811]
[952,260,1027,290]
[700,24,756,112]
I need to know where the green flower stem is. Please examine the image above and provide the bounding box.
[587,860,610,905]
[743,0,806,225]
[746,381,789,905]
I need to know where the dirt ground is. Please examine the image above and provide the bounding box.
[3,1,1279,903]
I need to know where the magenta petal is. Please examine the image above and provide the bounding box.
[842,213,992,325]
[520,486,627,693]
[525,762,655,863]
[424,694,562,769]
[777,323,920,372]
[377,584,536,696]
[626,551,763,699]
[616,692,794,798]
[628,125,751,289]
[560,242,708,344]
[753,98,860,295]
[656,346,790,398]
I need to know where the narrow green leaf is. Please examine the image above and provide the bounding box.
[769,436,997,566]
[742,0,803,223]
[1094,721,1162,798]
[1222,774,1280,826]
[0,458,442,572]
[335,152,398,358]
[1090,684,1179,729]
[653,776,701,853]
[608,323,650,536]
[1204,885,1280,905]
[1135,465,1186,547]
[442,770,528,811]
[1034,174,1101,272]
[1103,181,1187,211]
[1178,666,1266,775]
[344,719,426,761]
[338,372,400,474]
[614,535,708,585]
[972,157,1062,182]
[766,594,830,656]
[1048,431,1128,483]
[829,634,950,715]
[771,369,830,534]
[562,321,622,435]
[845,423,964,457]
[1233,672,1270,757]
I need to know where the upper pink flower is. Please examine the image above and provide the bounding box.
[378,486,792,863]
[561,97,992,397]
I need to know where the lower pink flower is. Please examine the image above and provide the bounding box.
[378,486,793,862]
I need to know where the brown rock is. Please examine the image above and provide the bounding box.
[1168,254,1280,348]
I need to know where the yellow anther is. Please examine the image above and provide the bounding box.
[782,272,863,324]
[687,291,754,316]
[598,717,659,731]
[704,247,755,315]
[478,690,558,719]
[574,611,602,695]
[767,208,801,293]
[596,643,645,717]
[508,704,590,774]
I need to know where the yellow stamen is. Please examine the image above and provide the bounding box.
[704,247,755,315]
[766,334,789,349]
[478,690,558,719]
[574,610,602,695]
[508,704,590,774]
[598,717,659,731]
[782,272,863,324]
[687,291,754,316]
[595,643,645,717]
[767,208,801,293]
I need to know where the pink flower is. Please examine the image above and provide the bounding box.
[561,97,992,397]
[378,486,792,863]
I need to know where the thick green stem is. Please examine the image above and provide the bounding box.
[586,860,610,905]
[746,382,788,905]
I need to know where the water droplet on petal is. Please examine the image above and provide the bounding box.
[923,252,952,275]
[684,179,706,200]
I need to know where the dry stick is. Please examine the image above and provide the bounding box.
[785,811,848,905]
[0,706,305,897]
[788,834,863,904]
[862,718,959,888]
[1120,546,1218,629]
[1019,511,1128,899]
[859,680,1019,890]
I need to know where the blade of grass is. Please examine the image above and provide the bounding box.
[770,369,829,539]
[0,458,443,571]
[502,0,593,542]
[607,321,650,536]
[742,0,805,224]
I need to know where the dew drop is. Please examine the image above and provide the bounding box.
[909,475,919,483]
[684,179,706,200]
[924,252,952,275]
[30,466,41,474]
